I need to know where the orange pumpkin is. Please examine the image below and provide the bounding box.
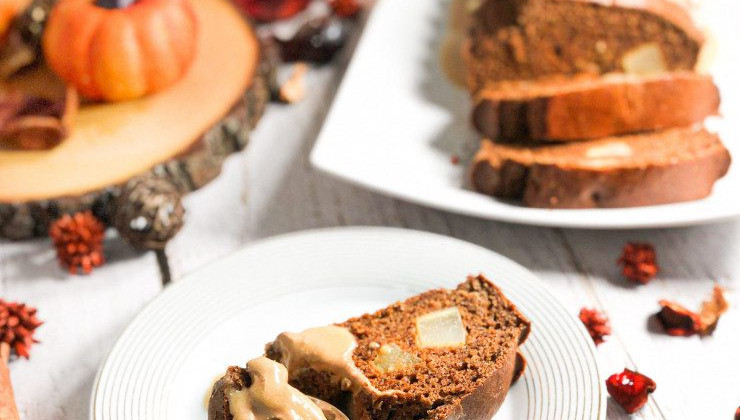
[43,0,198,102]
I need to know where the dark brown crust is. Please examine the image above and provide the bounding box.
[472,72,719,141]
[470,129,731,208]
[208,366,250,420]
[0,40,274,240]
[466,0,704,90]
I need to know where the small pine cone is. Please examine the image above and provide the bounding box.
[0,299,43,359]
[617,242,659,284]
[113,176,185,251]
[49,211,106,275]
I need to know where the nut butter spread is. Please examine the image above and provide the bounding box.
[271,326,399,396]
[227,357,326,420]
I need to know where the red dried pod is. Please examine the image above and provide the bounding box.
[618,242,659,284]
[0,300,43,359]
[606,369,656,414]
[656,285,729,336]
[49,211,106,275]
[233,0,310,22]
[330,0,361,18]
[657,300,701,336]
[579,308,611,345]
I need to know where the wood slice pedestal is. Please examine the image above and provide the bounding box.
[0,0,271,240]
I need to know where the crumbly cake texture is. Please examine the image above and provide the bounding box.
[208,366,250,420]
[465,0,703,91]
[472,72,720,142]
[267,275,531,420]
[471,127,731,208]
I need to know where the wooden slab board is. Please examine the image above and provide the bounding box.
[0,0,272,239]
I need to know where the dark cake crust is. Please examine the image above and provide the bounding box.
[470,128,731,208]
[466,0,704,91]
[472,72,719,142]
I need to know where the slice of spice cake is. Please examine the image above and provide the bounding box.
[266,275,530,420]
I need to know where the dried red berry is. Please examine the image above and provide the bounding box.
[735,406,740,420]
[606,369,656,414]
[0,299,43,359]
[233,0,310,22]
[657,285,729,336]
[450,154,460,165]
[618,242,658,284]
[49,211,106,275]
[330,0,361,18]
[579,308,611,345]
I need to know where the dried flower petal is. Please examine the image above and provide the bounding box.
[657,285,729,336]
[0,299,43,359]
[579,307,611,345]
[606,369,656,414]
[49,211,106,275]
[618,242,658,284]
[698,285,729,334]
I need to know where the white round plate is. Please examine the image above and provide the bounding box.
[309,0,740,229]
[91,227,605,419]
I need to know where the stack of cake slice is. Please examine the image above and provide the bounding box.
[462,0,731,208]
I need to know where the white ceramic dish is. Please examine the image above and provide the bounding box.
[310,0,740,229]
[90,227,605,419]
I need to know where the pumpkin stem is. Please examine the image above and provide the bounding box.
[95,0,136,8]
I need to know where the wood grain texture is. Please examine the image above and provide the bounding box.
[1,12,738,420]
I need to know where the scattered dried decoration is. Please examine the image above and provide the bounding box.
[735,406,740,420]
[450,154,460,165]
[279,63,308,104]
[579,307,611,345]
[0,299,42,359]
[0,86,78,150]
[114,176,185,251]
[277,16,351,64]
[657,285,728,336]
[606,369,656,414]
[330,0,361,18]
[618,242,659,284]
[49,211,106,274]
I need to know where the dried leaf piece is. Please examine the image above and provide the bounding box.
[618,242,659,284]
[579,308,611,345]
[698,285,729,335]
[279,63,308,104]
[657,285,729,336]
[0,86,78,150]
[606,369,656,414]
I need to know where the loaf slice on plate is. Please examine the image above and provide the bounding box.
[465,0,704,91]
[472,72,719,142]
[470,127,731,208]
[265,275,530,420]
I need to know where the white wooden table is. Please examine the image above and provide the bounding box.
[1,28,738,420]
